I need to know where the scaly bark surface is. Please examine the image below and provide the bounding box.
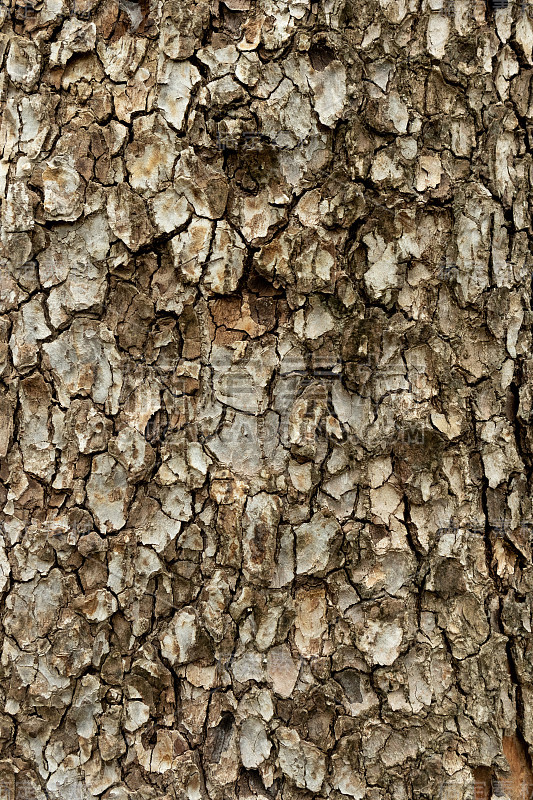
[1,0,533,798]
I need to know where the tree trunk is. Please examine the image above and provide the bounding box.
[1,0,532,799]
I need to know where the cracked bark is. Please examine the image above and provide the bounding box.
[1,0,533,799]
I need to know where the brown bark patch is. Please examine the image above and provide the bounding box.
[497,734,533,800]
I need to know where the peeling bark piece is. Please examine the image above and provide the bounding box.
[307,60,347,127]
[215,504,243,568]
[254,222,338,294]
[99,707,126,760]
[197,44,240,77]
[118,381,161,435]
[160,482,193,521]
[19,373,56,482]
[174,148,229,219]
[86,453,132,533]
[363,232,400,302]
[239,717,271,768]
[157,58,202,132]
[452,184,493,303]
[205,710,240,789]
[6,37,41,88]
[0,537,10,597]
[38,213,111,286]
[198,570,232,642]
[203,221,246,294]
[276,727,326,792]
[0,392,14,458]
[4,569,66,651]
[242,493,282,585]
[148,729,189,771]
[208,75,247,106]
[47,260,107,328]
[44,221,109,324]
[356,618,404,666]
[426,15,450,59]
[287,383,328,453]
[159,606,211,665]
[125,113,178,195]
[437,595,491,660]
[151,189,191,234]
[294,586,327,657]
[160,0,209,59]
[42,319,123,414]
[231,191,286,243]
[207,411,286,476]
[68,399,112,455]
[369,481,403,524]
[107,184,155,251]
[124,699,150,732]
[109,426,155,482]
[2,181,34,233]
[416,154,442,192]
[296,510,342,575]
[266,645,300,698]
[211,340,277,414]
[84,751,121,795]
[0,268,30,316]
[9,297,51,369]
[97,35,147,82]
[171,216,214,283]
[129,498,181,552]
[74,588,118,622]
[50,19,97,66]
[113,67,152,123]
[42,157,84,221]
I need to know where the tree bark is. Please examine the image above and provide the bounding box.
[1,0,532,799]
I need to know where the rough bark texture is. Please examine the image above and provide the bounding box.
[1,0,533,799]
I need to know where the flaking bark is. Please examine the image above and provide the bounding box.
[1,0,533,799]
